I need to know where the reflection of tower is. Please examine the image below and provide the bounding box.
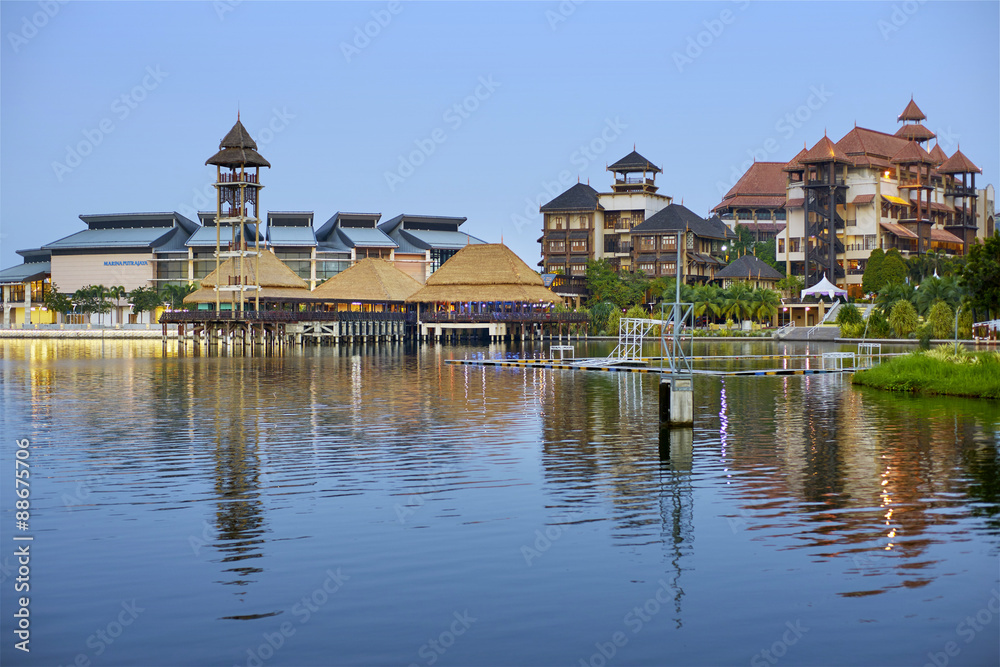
[205,116,270,312]
[658,428,692,628]
[208,362,266,594]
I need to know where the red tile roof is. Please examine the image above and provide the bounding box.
[898,98,926,122]
[800,135,851,164]
[880,222,917,239]
[937,148,982,174]
[836,126,910,167]
[782,146,809,172]
[713,162,788,211]
[713,195,788,211]
[890,141,933,164]
[786,198,805,208]
[852,194,876,204]
[894,123,936,142]
[929,143,949,166]
[930,228,963,243]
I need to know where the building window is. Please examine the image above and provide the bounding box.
[737,210,753,220]
[638,263,655,273]
[661,235,676,250]
[430,249,457,273]
[604,212,619,230]
[775,210,786,220]
[548,240,565,253]
[790,239,801,253]
[865,235,877,250]
[637,237,656,252]
[570,239,587,252]
[570,264,586,276]
[778,238,785,254]
[549,216,564,230]
[548,263,565,274]
[659,262,676,275]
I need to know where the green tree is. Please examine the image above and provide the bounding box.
[693,284,724,326]
[43,282,73,318]
[589,300,616,334]
[926,300,954,339]
[749,287,781,324]
[584,259,648,309]
[862,248,885,294]
[958,235,1000,320]
[876,281,915,317]
[73,284,113,325]
[755,238,781,273]
[731,224,755,257]
[128,286,163,320]
[914,275,962,315]
[889,299,918,338]
[881,249,908,287]
[723,282,754,322]
[776,274,804,299]
[835,303,863,327]
[866,308,891,339]
[161,283,196,310]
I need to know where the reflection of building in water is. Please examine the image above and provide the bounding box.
[658,428,693,627]
[538,371,692,619]
[204,361,266,595]
[726,372,1000,585]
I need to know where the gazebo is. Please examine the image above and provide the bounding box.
[309,258,422,311]
[183,249,311,309]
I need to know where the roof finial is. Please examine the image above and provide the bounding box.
[633,142,636,151]
[577,175,580,183]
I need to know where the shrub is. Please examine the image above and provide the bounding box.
[958,308,974,339]
[867,309,890,338]
[889,300,918,338]
[840,321,864,338]
[606,309,622,334]
[624,305,648,320]
[836,303,863,327]
[917,324,932,350]
[926,300,954,339]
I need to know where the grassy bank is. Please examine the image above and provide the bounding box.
[852,346,1000,398]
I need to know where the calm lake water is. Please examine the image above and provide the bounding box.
[1,339,997,667]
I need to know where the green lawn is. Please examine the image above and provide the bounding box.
[852,348,1000,398]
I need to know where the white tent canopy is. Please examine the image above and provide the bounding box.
[801,274,847,300]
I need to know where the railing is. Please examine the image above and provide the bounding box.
[604,241,632,254]
[160,310,409,324]
[420,312,589,324]
[218,172,260,184]
[775,322,795,337]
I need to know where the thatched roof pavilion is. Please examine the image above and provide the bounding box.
[311,258,422,307]
[184,249,310,304]
[406,243,558,304]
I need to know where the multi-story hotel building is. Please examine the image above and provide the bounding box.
[714,99,995,297]
[539,150,733,283]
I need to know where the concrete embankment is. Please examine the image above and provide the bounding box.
[0,327,175,339]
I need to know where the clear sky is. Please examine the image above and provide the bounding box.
[2,1,998,271]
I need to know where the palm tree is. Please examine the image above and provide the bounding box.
[750,287,781,325]
[875,282,915,318]
[693,284,723,326]
[161,283,196,310]
[723,282,753,324]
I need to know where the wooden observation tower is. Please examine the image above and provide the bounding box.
[205,115,271,312]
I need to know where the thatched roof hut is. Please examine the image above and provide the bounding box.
[311,258,422,303]
[406,243,558,304]
[183,250,310,303]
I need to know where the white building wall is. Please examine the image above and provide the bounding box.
[51,253,156,293]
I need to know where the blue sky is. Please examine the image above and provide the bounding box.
[2,1,998,271]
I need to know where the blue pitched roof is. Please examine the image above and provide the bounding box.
[399,228,484,250]
[336,227,397,248]
[267,226,317,247]
[44,226,176,250]
[185,224,261,247]
[0,261,50,285]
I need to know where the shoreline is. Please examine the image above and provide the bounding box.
[1,328,996,346]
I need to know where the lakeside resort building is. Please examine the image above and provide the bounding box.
[714,99,995,297]
[1,118,487,327]
[538,149,736,304]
